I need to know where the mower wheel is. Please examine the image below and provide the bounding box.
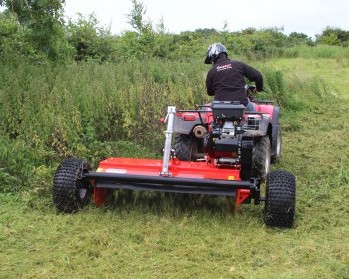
[52,158,92,213]
[264,170,296,228]
[173,134,202,161]
[252,136,271,180]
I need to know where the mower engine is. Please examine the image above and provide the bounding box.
[206,102,254,178]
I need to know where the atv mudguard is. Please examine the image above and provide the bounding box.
[173,115,202,135]
[271,106,280,157]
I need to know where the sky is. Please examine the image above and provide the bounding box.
[2,0,348,39]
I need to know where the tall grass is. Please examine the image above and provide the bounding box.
[282,44,349,60]
[0,58,209,192]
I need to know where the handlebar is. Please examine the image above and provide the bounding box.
[246,85,257,102]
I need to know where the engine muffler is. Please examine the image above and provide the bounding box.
[193,125,207,138]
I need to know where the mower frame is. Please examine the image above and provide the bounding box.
[81,106,262,206]
[52,105,296,228]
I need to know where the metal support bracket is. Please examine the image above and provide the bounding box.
[160,106,176,176]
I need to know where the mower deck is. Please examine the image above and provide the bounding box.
[94,157,242,180]
[83,157,260,206]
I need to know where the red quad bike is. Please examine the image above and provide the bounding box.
[52,87,296,228]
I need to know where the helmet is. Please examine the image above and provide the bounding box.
[205,43,228,64]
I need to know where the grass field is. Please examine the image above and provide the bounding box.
[1,57,349,279]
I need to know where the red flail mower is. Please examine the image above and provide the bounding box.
[52,98,296,228]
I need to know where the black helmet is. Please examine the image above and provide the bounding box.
[204,43,228,64]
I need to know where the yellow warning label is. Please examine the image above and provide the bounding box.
[228,176,235,180]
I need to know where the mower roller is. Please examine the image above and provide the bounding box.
[52,98,296,228]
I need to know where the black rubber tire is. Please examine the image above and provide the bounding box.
[264,170,296,228]
[52,158,92,213]
[271,126,282,163]
[252,136,271,180]
[173,134,202,161]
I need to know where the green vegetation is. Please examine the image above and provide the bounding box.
[1,0,349,278]
[1,0,349,63]
[1,54,349,278]
[281,45,349,60]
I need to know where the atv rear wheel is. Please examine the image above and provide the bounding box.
[252,136,271,180]
[173,134,203,161]
[52,158,92,213]
[264,170,296,228]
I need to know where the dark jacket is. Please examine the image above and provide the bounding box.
[206,57,263,105]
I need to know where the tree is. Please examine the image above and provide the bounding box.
[316,27,349,46]
[0,0,69,60]
[127,0,152,35]
[67,13,117,61]
[288,32,314,46]
[0,0,65,25]
[0,11,36,59]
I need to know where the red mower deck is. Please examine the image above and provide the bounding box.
[83,157,258,207]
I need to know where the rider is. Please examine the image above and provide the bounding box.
[205,43,263,111]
